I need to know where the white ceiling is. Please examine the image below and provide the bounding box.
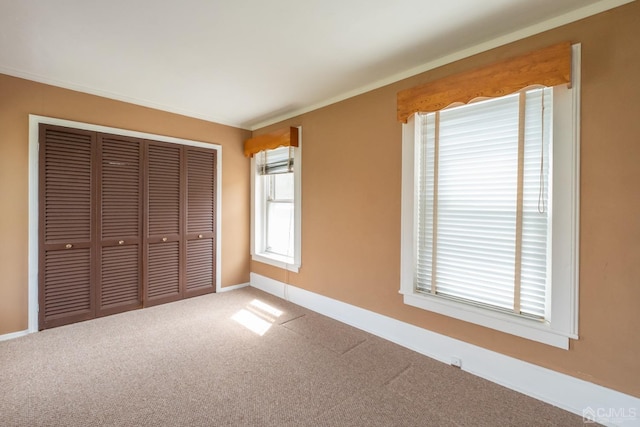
[0,0,631,130]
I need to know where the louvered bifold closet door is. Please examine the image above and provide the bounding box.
[184,147,217,297]
[97,134,143,317]
[145,141,182,306]
[39,125,96,330]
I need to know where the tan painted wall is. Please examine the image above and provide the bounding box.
[0,75,251,335]
[252,2,640,397]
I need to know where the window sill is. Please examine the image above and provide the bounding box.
[252,252,299,273]
[400,290,575,349]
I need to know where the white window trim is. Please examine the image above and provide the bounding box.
[250,127,302,272]
[400,45,580,350]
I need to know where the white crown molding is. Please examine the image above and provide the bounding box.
[248,0,634,130]
[0,65,246,130]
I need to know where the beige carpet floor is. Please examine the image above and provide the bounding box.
[0,287,585,426]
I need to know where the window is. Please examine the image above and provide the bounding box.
[416,88,553,318]
[251,135,301,272]
[400,46,580,349]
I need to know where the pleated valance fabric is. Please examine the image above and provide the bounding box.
[244,127,299,157]
[397,42,572,123]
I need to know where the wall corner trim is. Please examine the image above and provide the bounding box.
[250,272,640,426]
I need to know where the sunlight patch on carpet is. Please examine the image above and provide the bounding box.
[232,299,283,336]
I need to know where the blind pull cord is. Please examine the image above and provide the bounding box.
[538,90,547,214]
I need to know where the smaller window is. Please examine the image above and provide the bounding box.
[251,135,302,272]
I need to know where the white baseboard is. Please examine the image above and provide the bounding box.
[0,329,30,342]
[250,272,640,427]
[0,282,250,343]
[217,281,249,293]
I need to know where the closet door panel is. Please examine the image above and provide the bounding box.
[145,141,182,305]
[186,239,214,292]
[147,241,180,300]
[43,249,92,324]
[184,147,217,297]
[97,135,143,317]
[39,125,95,330]
[100,245,140,309]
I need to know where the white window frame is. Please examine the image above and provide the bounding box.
[251,127,302,272]
[400,45,580,349]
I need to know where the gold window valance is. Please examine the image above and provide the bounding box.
[397,42,572,123]
[244,127,299,157]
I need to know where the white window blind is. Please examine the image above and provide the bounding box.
[416,88,551,319]
[256,146,294,175]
